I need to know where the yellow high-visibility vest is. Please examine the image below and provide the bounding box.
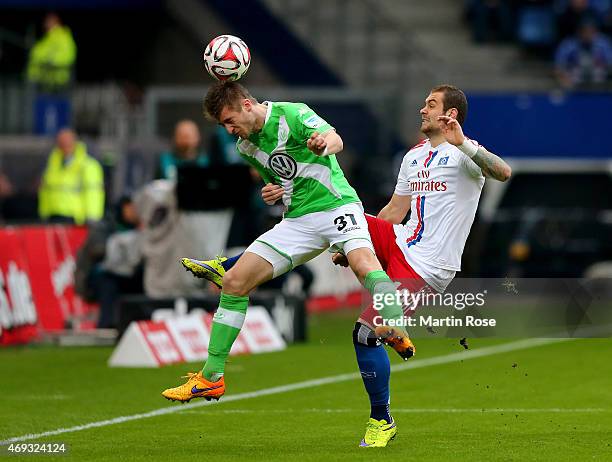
[27,25,77,89]
[38,142,105,224]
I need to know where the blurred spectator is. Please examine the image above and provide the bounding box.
[38,128,105,224]
[465,0,516,43]
[0,172,13,201]
[156,119,209,180]
[515,0,558,50]
[554,19,612,88]
[27,13,77,135]
[0,170,39,223]
[0,172,14,221]
[556,0,600,39]
[591,0,612,35]
[75,196,143,329]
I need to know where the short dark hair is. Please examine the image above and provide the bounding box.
[430,84,468,125]
[203,81,258,121]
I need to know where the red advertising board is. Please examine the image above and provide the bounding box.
[139,321,186,365]
[0,228,38,345]
[0,225,98,345]
[109,308,286,367]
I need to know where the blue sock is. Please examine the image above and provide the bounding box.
[221,253,242,271]
[353,324,392,423]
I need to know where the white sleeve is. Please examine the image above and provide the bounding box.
[457,140,485,179]
[393,154,412,196]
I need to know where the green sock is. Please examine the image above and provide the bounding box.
[364,270,405,331]
[202,293,249,381]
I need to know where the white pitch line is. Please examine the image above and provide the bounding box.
[179,408,606,415]
[0,337,571,445]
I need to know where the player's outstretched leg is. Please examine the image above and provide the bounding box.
[163,253,272,403]
[181,254,242,288]
[353,322,397,447]
[161,291,247,403]
[347,247,415,360]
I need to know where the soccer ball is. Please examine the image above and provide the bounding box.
[203,35,251,81]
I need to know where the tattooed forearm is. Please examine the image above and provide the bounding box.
[471,147,512,182]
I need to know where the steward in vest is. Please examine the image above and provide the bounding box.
[39,129,104,224]
[27,13,76,92]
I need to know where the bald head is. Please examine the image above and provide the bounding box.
[56,129,76,157]
[173,120,201,159]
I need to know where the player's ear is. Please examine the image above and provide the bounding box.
[243,99,252,111]
[447,108,458,119]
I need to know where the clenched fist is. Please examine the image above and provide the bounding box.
[306,131,327,155]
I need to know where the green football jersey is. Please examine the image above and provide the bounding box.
[236,101,360,218]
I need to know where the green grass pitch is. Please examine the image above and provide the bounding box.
[1,310,611,461]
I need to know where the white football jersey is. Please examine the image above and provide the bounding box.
[393,138,485,292]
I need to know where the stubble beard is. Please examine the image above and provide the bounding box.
[421,122,438,137]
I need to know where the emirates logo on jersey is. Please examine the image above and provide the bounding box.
[410,179,448,192]
[268,153,297,180]
[410,169,447,192]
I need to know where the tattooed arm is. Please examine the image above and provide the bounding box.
[437,115,512,182]
[469,145,512,181]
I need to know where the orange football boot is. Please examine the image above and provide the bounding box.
[162,372,225,403]
[374,326,416,360]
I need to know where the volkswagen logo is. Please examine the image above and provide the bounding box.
[268,153,298,180]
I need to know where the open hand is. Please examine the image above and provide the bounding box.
[437,115,465,146]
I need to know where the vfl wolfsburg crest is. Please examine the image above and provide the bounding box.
[278,126,289,143]
[268,153,297,180]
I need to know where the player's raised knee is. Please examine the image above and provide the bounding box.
[222,268,251,296]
